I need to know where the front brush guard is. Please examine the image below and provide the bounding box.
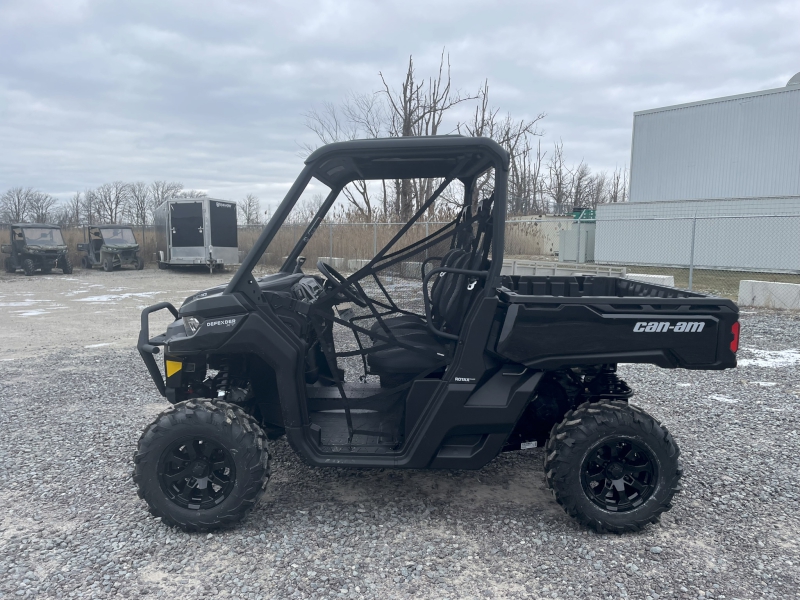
[137,302,180,397]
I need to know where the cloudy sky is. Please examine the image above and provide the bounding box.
[1,0,798,208]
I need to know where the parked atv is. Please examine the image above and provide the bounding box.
[134,136,739,534]
[77,225,144,271]
[2,223,73,276]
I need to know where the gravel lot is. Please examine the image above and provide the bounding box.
[1,269,799,599]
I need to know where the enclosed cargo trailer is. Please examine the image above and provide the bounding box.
[153,198,239,273]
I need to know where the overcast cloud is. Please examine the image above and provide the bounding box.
[1,0,798,208]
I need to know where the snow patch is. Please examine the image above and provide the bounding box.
[738,348,800,368]
[750,381,777,387]
[74,291,162,303]
[84,343,111,348]
[709,395,738,403]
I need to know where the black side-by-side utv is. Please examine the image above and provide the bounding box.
[2,223,73,276]
[134,136,739,533]
[77,225,144,271]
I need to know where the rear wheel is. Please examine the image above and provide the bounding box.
[133,400,271,531]
[58,255,72,274]
[544,400,682,533]
[81,256,92,269]
[22,259,35,276]
[4,257,16,273]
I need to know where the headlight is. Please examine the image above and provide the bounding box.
[184,316,201,336]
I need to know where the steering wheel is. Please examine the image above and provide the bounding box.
[316,260,368,307]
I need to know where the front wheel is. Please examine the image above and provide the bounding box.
[103,257,113,272]
[544,400,682,533]
[22,259,35,276]
[58,255,73,274]
[133,400,271,531]
[135,256,144,270]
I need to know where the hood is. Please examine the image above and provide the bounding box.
[104,243,139,251]
[25,244,67,253]
[181,283,228,307]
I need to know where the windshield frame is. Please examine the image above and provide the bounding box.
[98,227,137,244]
[225,138,510,296]
[21,227,65,246]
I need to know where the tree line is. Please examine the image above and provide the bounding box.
[304,51,627,222]
[0,184,266,228]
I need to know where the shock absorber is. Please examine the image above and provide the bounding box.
[585,365,633,400]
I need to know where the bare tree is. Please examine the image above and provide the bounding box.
[304,94,386,221]
[27,191,59,223]
[94,181,130,224]
[177,189,207,198]
[607,166,628,203]
[1,187,34,223]
[238,194,261,225]
[81,188,98,225]
[587,171,608,209]
[380,51,477,219]
[458,81,545,213]
[544,141,573,214]
[127,182,151,253]
[570,162,591,209]
[148,181,184,224]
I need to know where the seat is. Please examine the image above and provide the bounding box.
[367,249,486,383]
[368,248,466,338]
[367,329,449,377]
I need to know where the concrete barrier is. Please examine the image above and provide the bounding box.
[738,280,800,310]
[318,257,346,269]
[626,274,675,287]
[347,259,370,271]
[501,259,626,277]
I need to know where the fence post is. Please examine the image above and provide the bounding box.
[688,213,697,291]
[329,223,333,260]
[575,213,582,263]
[373,222,377,256]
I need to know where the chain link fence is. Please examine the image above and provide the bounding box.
[5,214,800,306]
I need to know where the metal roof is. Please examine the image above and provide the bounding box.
[11,223,60,228]
[304,136,510,188]
[633,84,800,116]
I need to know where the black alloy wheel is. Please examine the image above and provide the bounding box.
[544,400,682,533]
[134,400,270,531]
[580,437,657,512]
[158,437,236,510]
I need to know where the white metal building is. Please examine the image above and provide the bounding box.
[596,73,800,272]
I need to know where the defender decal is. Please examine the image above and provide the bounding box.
[633,321,706,333]
[205,318,238,328]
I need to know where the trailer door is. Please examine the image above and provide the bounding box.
[209,201,238,248]
[170,202,204,247]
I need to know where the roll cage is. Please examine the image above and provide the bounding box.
[227,136,510,445]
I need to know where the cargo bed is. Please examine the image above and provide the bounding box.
[494,275,739,370]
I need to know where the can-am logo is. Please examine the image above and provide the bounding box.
[633,321,705,333]
[206,318,237,328]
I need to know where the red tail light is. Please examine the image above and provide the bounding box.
[730,321,740,353]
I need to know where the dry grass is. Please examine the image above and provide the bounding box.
[45,226,800,300]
